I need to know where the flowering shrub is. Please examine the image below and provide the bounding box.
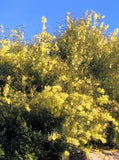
[0,10,119,159]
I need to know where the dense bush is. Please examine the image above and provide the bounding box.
[0,10,119,159]
[0,104,50,160]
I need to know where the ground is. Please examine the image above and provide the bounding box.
[70,150,119,160]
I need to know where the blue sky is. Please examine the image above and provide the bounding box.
[0,0,119,41]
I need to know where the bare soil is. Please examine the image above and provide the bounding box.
[70,150,119,160]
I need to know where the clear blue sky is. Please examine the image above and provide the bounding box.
[0,0,119,41]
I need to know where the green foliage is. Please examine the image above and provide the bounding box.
[0,11,119,159]
[0,145,5,159]
[0,104,50,160]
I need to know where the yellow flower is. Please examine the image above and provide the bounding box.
[99,22,104,30]
[52,85,62,92]
[86,131,91,139]
[80,137,88,144]
[101,138,107,143]
[41,16,47,23]
[63,150,70,157]
[7,75,11,82]
[104,25,109,30]
[101,15,105,19]
[97,95,110,105]
[5,98,11,104]
[44,85,51,91]
[66,137,80,146]
[97,87,105,94]
[22,75,27,87]
[66,12,70,23]
[0,25,4,33]
[94,13,99,20]
[41,16,47,31]
[3,84,9,97]
[67,12,71,28]
[48,132,61,141]
[25,104,31,112]
[59,75,67,81]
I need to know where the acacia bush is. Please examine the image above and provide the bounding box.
[0,10,119,159]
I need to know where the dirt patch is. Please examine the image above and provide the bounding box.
[70,150,119,160]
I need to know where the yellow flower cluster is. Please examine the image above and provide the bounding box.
[66,137,80,147]
[0,10,119,157]
[97,95,110,105]
[62,150,70,158]
[48,132,61,141]
[97,87,105,94]
[3,84,9,97]
[25,104,31,112]
[63,150,70,156]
